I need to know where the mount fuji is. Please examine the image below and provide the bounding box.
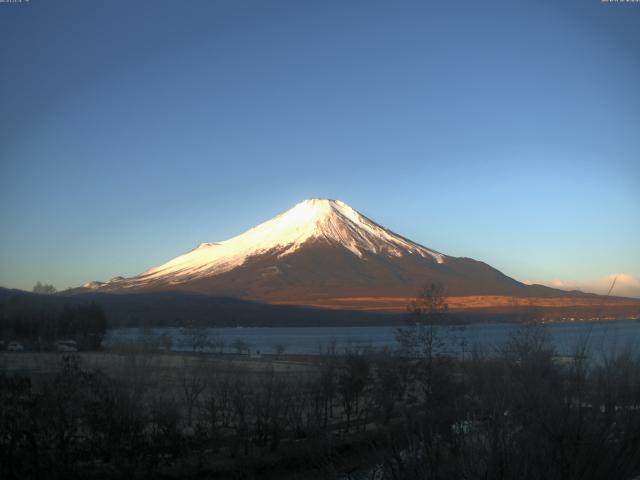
[73,198,586,310]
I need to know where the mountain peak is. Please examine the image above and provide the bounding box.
[292,198,351,213]
[281,198,360,227]
[85,199,445,289]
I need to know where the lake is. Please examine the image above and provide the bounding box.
[104,319,640,357]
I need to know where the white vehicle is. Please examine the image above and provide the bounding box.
[7,341,25,352]
[56,340,78,352]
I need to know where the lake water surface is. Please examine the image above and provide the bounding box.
[104,320,640,357]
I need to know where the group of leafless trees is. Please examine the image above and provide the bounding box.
[2,285,640,479]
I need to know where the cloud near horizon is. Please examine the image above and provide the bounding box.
[524,273,640,299]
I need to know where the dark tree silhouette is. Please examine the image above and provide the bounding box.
[32,282,57,295]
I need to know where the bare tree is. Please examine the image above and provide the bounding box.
[396,282,448,359]
[32,281,57,294]
[181,359,206,427]
[210,332,225,353]
[274,343,287,358]
[338,353,371,432]
[181,326,211,353]
[159,332,173,353]
[396,282,450,408]
[232,337,249,355]
[372,351,410,424]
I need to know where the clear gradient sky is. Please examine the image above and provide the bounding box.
[1,0,639,296]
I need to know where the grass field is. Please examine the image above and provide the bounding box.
[274,294,640,312]
[0,350,316,387]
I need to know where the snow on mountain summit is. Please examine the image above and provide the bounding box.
[131,198,445,284]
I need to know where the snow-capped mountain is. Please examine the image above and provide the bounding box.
[140,199,443,280]
[76,198,567,304]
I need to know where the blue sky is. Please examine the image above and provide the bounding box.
[1,0,639,295]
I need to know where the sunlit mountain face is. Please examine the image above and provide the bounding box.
[69,198,600,310]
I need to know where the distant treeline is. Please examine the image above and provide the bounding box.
[0,293,107,349]
[75,291,403,328]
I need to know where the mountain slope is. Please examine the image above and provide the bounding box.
[135,198,443,283]
[73,199,594,305]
